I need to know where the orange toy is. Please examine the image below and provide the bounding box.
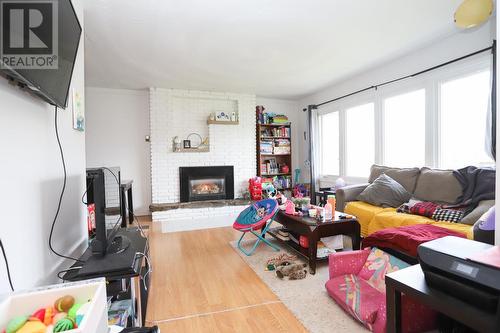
[43,307,54,326]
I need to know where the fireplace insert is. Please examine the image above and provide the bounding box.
[179,166,234,202]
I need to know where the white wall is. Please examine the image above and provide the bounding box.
[0,0,87,294]
[85,88,151,215]
[298,23,496,181]
[150,88,256,204]
[256,97,301,176]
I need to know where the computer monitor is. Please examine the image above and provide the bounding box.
[86,167,130,256]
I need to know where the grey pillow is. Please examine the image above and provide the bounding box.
[413,167,463,204]
[357,174,412,208]
[461,200,495,226]
[369,165,421,193]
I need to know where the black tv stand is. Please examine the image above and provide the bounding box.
[62,228,149,327]
[108,235,131,254]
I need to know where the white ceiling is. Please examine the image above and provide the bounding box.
[83,0,464,99]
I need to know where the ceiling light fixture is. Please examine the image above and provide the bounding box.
[455,0,494,28]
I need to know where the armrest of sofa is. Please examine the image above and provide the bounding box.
[336,183,369,212]
[328,249,371,279]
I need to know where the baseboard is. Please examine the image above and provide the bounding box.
[161,214,238,233]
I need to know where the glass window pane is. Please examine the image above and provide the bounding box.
[440,70,493,169]
[384,89,426,167]
[320,112,340,175]
[346,103,375,177]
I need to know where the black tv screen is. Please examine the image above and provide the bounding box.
[0,0,82,108]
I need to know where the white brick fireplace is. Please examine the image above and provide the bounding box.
[149,88,256,231]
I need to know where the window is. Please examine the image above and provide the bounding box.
[319,112,340,175]
[345,103,375,177]
[440,70,493,169]
[316,57,492,182]
[384,89,426,167]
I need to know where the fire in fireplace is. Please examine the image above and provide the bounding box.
[180,166,234,202]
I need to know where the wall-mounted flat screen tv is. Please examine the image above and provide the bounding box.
[0,0,82,108]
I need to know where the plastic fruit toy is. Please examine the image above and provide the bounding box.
[31,309,45,322]
[54,296,74,312]
[16,320,46,333]
[67,303,81,321]
[6,316,28,333]
[53,318,74,332]
[51,313,66,325]
[43,307,54,326]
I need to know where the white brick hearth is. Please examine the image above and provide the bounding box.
[149,88,256,231]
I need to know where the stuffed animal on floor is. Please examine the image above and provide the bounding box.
[266,253,297,271]
[276,262,308,280]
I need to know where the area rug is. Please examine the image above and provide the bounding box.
[230,238,368,333]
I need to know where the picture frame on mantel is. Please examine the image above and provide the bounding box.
[183,140,191,149]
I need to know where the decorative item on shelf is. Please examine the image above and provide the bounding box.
[209,113,215,121]
[280,164,290,174]
[216,111,230,121]
[183,140,191,149]
[172,136,181,152]
[199,136,209,148]
[187,133,202,148]
[231,111,237,122]
[272,114,289,124]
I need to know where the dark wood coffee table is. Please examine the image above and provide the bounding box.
[265,210,360,274]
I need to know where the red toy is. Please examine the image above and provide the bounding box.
[248,177,263,200]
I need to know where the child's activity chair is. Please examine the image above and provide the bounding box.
[233,198,280,256]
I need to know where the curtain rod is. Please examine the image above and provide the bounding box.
[306,42,495,110]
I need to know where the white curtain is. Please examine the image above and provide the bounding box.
[310,108,321,192]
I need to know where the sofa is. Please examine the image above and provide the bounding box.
[336,165,495,239]
[325,247,436,333]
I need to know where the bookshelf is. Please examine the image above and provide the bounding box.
[256,118,292,191]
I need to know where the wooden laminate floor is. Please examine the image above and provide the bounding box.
[141,217,307,332]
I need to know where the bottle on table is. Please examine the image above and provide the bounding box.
[324,202,333,221]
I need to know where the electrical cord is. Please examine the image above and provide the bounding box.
[49,106,84,263]
[0,239,14,291]
[135,252,152,291]
[81,177,93,205]
[57,266,83,281]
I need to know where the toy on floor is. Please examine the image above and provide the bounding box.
[3,295,90,333]
[276,262,308,280]
[265,253,297,270]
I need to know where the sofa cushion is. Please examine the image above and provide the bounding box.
[369,165,420,193]
[344,201,389,237]
[367,210,432,236]
[358,247,410,293]
[413,167,463,204]
[461,199,495,226]
[325,274,383,326]
[358,174,412,208]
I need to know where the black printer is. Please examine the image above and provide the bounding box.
[418,236,500,313]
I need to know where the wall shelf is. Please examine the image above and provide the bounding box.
[207,120,239,125]
[175,147,210,153]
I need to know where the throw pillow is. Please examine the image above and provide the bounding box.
[358,247,410,293]
[410,202,440,218]
[397,199,422,214]
[432,208,464,223]
[357,174,411,208]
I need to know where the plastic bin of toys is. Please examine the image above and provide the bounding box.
[0,278,108,333]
